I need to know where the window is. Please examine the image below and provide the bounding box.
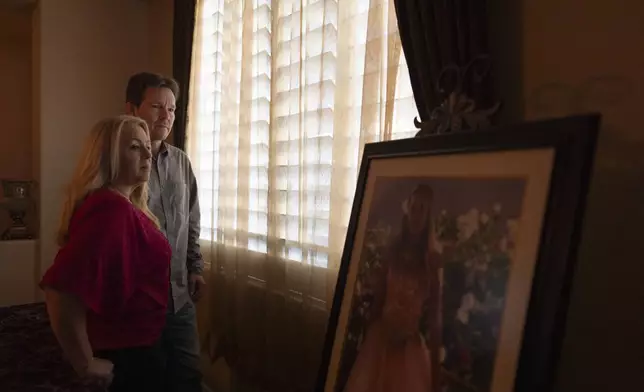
[188,0,418,268]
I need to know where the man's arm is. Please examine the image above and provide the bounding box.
[186,161,204,275]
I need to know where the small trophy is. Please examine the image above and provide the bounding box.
[1,179,34,240]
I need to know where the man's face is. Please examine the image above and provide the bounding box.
[131,87,176,142]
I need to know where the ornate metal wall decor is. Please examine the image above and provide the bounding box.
[415,55,501,137]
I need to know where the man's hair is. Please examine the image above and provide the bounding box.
[125,72,180,107]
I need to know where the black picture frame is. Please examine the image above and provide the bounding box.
[316,114,600,392]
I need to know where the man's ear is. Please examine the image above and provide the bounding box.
[125,102,137,115]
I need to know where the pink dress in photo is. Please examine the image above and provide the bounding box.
[344,266,434,392]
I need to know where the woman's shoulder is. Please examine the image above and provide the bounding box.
[72,188,135,226]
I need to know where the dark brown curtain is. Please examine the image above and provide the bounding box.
[393,1,493,389]
[394,0,494,122]
[172,0,197,150]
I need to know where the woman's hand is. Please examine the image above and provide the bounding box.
[78,357,114,387]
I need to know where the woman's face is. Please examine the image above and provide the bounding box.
[116,124,152,186]
[407,193,430,235]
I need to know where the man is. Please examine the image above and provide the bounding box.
[125,72,205,391]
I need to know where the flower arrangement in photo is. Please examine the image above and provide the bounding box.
[346,222,392,341]
[437,203,519,390]
[336,221,392,389]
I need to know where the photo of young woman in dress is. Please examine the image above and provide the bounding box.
[335,177,526,392]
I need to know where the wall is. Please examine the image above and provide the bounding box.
[35,0,173,294]
[0,7,32,181]
[0,4,36,307]
[146,0,174,142]
[0,0,176,307]
[147,0,173,77]
[491,0,644,390]
[0,241,36,307]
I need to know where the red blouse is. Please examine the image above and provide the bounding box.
[40,188,171,351]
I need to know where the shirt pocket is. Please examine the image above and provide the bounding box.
[167,181,189,218]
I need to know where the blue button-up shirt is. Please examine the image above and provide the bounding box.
[147,142,204,313]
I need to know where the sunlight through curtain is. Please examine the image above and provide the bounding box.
[186,0,418,388]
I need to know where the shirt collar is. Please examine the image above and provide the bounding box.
[153,141,169,162]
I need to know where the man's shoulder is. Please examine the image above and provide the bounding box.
[164,143,193,166]
[164,143,188,158]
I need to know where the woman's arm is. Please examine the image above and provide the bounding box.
[44,288,93,375]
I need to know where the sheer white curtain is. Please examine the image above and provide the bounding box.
[186,0,417,387]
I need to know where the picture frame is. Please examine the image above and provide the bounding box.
[316,114,600,392]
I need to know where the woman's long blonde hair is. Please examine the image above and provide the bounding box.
[56,115,159,246]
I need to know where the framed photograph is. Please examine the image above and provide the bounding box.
[316,114,600,392]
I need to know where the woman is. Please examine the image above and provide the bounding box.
[344,185,442,392]
[40,115,171,391]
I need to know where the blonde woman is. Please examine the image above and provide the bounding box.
[40,115,171,391]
